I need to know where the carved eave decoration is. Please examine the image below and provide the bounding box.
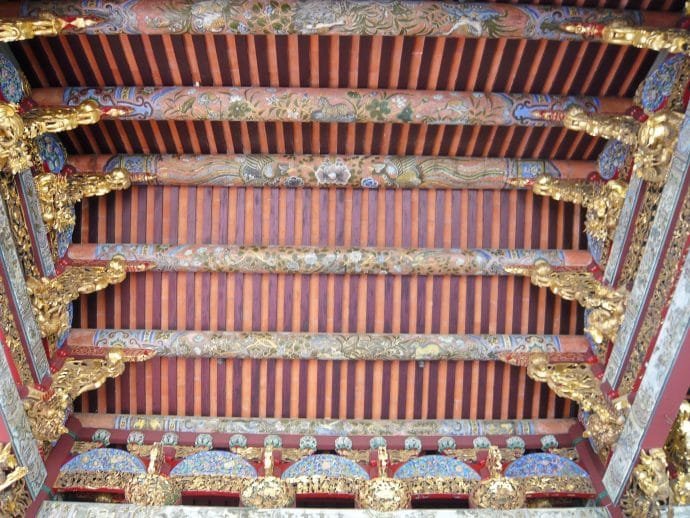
[0,443,30,518]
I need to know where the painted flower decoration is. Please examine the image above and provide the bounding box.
[370,436,387,449]
[540,434,559,451]
[299,435,317,450]
[335,436,352,450]
[195,433,213,448]
[127,431,145,445]
[229,434,247,448]
[361,177,379,189]
[404,437,422,451]
[315,158,351,185]
[264,434,282,448]
[367,99,391,121]
[473,436,491,449]
[437,436,456,452]
[284,176,304,188]
[92,429,111,447]
[161,432,179,446]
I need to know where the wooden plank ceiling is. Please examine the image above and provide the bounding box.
[10,0,684,423]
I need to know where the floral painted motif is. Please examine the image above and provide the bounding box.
[472,437,491,449]
[34,134,67,174]
[161,432,179,446]
[23,1,641,39]
[170,451,257,477]
[80,329,571,361]
[281,454,369,480]
[639,54,688,114]
[404,437,421,451]
[504,453,589,478]
[62,86,602,127]
[264,434,282,448]
[0,52,27,103]
[540,435,559,451]
[88,153,572,189]
[91,429,111,446]
[299,436,317,450]
[60,448,146,474]
[127,431,145,445]
[369,436,386,449]
[506,436,526,450]
[334,436,352,450]
[85,243,575,276]
[394,455,480,480]
[195,434,213,448]
[229,434,247,448]
[597,139,631,181]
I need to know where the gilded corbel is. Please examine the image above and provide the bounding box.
[563,107,639,145]
[469,446,526,509]
[526,353,625,461]
[505,259,626,347]
[356,446,411,511]
[124,443,181,506]
[532,175,627,242]
[240,445,295,508]
[0,14,99,42]
[35,167,131,233]
[26,256,127,348]
[563,22,690,55]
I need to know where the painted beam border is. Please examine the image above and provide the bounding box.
[17,171,55,277]
[32,87,629,127]
[38,502,612,518]
[603,104,690,388]
[68,244,591,276]
[0,196,49,382]
[66,329,589,361]
[0,330,46,496]
[603,247,690,502]
[19,0,654,39]
[72,154,595,189]
[77,413,575,437]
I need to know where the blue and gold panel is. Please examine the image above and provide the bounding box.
[504,453,589,478]
[60,448,146,474]
[35,134,68,174]
[639,54,688,114]
[170,450,257,478]
[597,140,631,181]
[393,455,480,480]
[281,454,369,480]
[0,46,29,103]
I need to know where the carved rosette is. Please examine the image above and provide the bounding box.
[124,472,181,506]
[240,476,295,508]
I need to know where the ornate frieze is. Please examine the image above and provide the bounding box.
[0,442,30,518]
[0,196,49,381]
[87,153,590,189]
[16,171,55,274]
[83,413,573,437]
[71,329,585,361]
[604,108,690,389]
[21,1,649,39]
[603,250,690,501]
[0,175,37,277]
[50,86,616,126]
[74,243,588,276]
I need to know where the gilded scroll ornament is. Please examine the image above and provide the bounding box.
[563,107,639,145]
[0,14,99,42]
[0,445,30,518]
[124,443,181,506]
[35,167,131,233]
[240,446,295,508]
[621,449,672,517]
[0,100,108,174]
[665,402,690,473]
[356,447,411,512]
[505,259,626,348]
[526,353,624,461]
[26,255,127,345]
[563,22,690,55]
[469,446,526,509]
[532,175,627,242]
[24,349,144,442]
[0,175,38,277]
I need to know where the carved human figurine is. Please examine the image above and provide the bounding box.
[263,445,274,477]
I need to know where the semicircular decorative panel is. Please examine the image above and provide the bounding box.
[170,450,257,477]
[35,133,67,174]
[60,448,146,474]
[393,455,480,480]
[504,453,589,478]
[280,454,369,480]
[0,51,27,103]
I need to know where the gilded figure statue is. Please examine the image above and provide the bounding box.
[469,446,526,509]
[0,14,99,42]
